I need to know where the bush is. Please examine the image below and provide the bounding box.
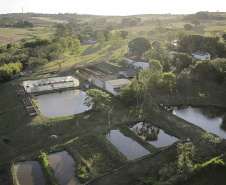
[184,24,193,31]
[128,37,151,57]
[129,19,138,27]
[77,163,89,183]
[0,62,22,82]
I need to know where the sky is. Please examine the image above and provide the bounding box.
[1,0,226,16]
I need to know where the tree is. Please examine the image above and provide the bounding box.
[55,23,68,38]
[177,142,195,180]
[138,68,152,101]
[162,72,176,92]
[149,59,163,72]
[177,35,226,58]
[69,38,81,57]
[131,77,141,106]
[184,24,193,31]
[192,60,223,83]
[151,41,165,61]
[172,53,193,72]
[28,57,48,69]
[0,62,22,82]
[84,89,111,110]
[148,59,163,95]
[128,37,151,57]
[129,19,138,27]
[97,31,106,48]
[191,19,200,26]
[83,25,93,34]
[120,83,137,104]
[222,33,226,41]
[120,30,129,40]
[176,30,189,40]
[108,31,123,48]
[166,31,176,41]
[212,58,226,83]
[106,23,114,30]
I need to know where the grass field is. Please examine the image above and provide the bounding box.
[36,40,128,73]
[0,27,54,44]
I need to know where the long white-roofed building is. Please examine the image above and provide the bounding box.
[23,76,79,93]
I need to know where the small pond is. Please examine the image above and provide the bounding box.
[130,122,178,148]
[36,90,91,118]
[48,151,80,185]
[172,106,226,139]
[106,130,151,160]
[14,161,46,185]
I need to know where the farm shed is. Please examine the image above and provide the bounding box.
[192,51,211,60]
[92,75,117,89]
[132,62,149,70]
[23,76,79,93]
[105,79,131,96]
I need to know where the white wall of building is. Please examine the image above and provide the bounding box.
[105,82,117,96]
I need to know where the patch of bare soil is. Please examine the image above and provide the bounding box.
[26,18,55,27]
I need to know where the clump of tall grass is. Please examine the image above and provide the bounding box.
[38,152,59,185]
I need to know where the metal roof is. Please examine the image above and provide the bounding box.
[105,79,131,86]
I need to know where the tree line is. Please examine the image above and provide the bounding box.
[0,33,81,83]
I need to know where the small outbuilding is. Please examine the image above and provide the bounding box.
[192,51,211,60]
[105,79,131,96]
[92,75,117,89]
[132,62,149,71]
[117,70,139,79]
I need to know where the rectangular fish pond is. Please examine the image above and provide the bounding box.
[106,130,151,160]
[48,151,80,185]
[14,161,46,185]
[130,122,178,148]
[36,90,91,118]
[172,106,226,139]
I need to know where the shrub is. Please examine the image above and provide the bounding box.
[0,62,22,82]
[77,163,89,183]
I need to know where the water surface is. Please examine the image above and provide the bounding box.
[131,122,178,148]
[14,161,46,185]
[172,106,226,139]
[48,151,80,185]
[106,130,150,160]
[36,90,90,118]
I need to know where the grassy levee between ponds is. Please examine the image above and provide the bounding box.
[86,143,179,185]
[69,135,128,174]
[38,152,59,185]
[38,145,90,184]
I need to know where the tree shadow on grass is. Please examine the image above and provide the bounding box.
[81,44,101,56]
